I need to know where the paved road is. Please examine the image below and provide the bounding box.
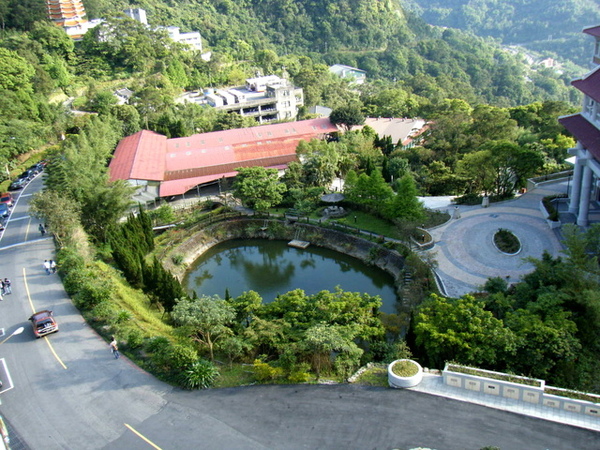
[0,176,598,449]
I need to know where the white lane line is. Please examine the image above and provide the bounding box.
[0,237,51,252]
[0,358,15,392]
[6,216,30,222]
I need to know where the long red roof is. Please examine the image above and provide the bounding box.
[109,118,338,196]
[559,113,600,161]
[571,65,600,102]
[109,130,167,182]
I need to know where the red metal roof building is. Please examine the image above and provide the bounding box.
[559,25,600,226]
[109,118,338,199]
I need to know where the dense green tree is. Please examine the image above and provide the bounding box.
[0,47,35,91]
[414,294,516,368]
[29,189,81,248]
[302,324,362,378]
[386,174,425,221]
[172,295,236,361]
[329,104,365,131]
[232,166,287,211]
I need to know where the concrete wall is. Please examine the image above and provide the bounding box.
[443,364,600,419]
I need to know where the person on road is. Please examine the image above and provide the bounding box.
[39,223,46,236]
[43,260,51,274]
[109,337,120,359]
[3,278,10,295]
[49,260,57,274]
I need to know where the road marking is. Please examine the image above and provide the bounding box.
[124,424,162,449]
[7,215,31,222]
[0,358,15,392]
[43,337,67,370]
[0,237,51,252]
[22,268,67,370]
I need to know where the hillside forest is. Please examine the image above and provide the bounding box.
[1,0,599,393]
[408,0,600,67]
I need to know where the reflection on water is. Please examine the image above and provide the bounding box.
[184,239,398,314]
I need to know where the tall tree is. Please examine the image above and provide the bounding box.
[414,294,516,368]
[172,295,235,360]
[232,166,287,211]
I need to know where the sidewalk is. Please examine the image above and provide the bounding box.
[411,373,600,432]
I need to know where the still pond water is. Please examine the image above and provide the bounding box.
[184,239,398,314]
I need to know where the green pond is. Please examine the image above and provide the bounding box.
[184,239,399,314]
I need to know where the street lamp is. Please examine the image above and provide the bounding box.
[0,327,24,346]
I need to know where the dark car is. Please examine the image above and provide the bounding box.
[29,310,59,338]
[9,178,27,190]
[0,204,9,218]
[18,169,36,180]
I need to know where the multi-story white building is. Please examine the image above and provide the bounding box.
[183,75,304,124]
[559,25,600,226]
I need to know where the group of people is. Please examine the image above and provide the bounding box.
[43,259,57,274]
[0,278,11,300]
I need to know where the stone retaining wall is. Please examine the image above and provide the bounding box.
[164,219,406,289]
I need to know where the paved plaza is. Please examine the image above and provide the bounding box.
[424,181,570,298]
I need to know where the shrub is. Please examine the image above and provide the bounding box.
[56,247,86,274]
[73,280,112,309]
[115,309,132,324]
[493,228,520,254]
[123,327,144,349]
[171,254,184,265]
[180,359,220,389]
[144,336,171,354]
[89,301,118,323]
[62,267,89,296]
[542,195,563,221]
[287,370,310,383]
[151,342,198,377]
[148,204,176,225]
[454,193,481,205]
[253,360,284,382]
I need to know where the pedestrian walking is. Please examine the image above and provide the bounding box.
[109,337,120,359]
[50,260,57,274]
[3,278,11,294]
[39,223,46,236]
[0,279,4,296]
[43,260,51,274]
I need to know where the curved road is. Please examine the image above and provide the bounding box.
[0,176,598,449]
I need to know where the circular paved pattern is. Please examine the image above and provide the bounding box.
[428,204,564,297]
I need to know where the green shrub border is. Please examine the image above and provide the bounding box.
[446,364,542,387]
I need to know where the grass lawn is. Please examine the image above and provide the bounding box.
[352,365,388,387]
[214,363,257,388]
[335,211,401,239]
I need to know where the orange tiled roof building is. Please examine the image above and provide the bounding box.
[46,0,90,39]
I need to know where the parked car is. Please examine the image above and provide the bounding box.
[0,193,13,208]
[29,310,59,338]
[0,204,9,218]
[18,169,36,180]
[9,178,27,190]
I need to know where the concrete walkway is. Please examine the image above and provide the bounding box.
[423,181,569,298]
[411,373,600,432]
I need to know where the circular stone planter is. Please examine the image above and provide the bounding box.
[388,359,423,388]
